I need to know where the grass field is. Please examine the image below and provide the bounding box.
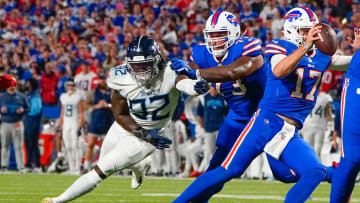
[1,173,360,203]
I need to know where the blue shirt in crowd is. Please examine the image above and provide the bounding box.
[26,90,42,116]
[0,91,30,123]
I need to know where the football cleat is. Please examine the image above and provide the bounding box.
[131,164,151,190]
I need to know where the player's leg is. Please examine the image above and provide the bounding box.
[173,110,276,203]
[129,156,152,189]
[266,154,299,183]
[84,133,98,172]
[44,122,155,203]
[69,127,80,174]
[198,131,217,172]
[314,130,326,161]
[280,134,326,203]
[330,77,360,202]
[12,121,24,171]
[190,116,247,202]
[1,123,11,170]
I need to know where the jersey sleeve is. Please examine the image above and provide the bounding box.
[189,44,207,68]
[59,94,65,104]
[106,65,127,91]
[241,38,262,57]
[264,40,288,59]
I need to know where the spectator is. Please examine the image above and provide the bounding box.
[23,78,42,173]
[194,86,227,176]
[0,81,29,172]
[56,65,70,98]
[259,0,278,21]
[40,63,59,105]
[83,73,113,173]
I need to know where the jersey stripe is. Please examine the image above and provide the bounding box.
[212,11,222,26]
[221,109,260,169]
[264,49,285,54]
[242,45,261,56]
[266,44,287,52]
[243,39,261,49]
[340,78,349,158]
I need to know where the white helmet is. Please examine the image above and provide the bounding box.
[283,7,319,47]
[204,11,241,57]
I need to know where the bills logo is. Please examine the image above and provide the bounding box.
[226,14,239,26]
[284,10,302,22]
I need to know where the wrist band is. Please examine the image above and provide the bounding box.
[304,43,312,51]
[195,69,202,79]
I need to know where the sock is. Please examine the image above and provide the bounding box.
[53,170,102,203]
[84,161,90,170]
[172,167,230,203]
[330,158,360,203]
[284,168,325,203]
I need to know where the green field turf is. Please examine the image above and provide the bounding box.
[0,173,359,203]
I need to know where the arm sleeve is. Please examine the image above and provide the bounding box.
[331,55,352,66]
[270,54,287,72]
[175,79,200,96]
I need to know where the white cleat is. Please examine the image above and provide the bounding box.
[130,164,151,190]
[41,197,55,203]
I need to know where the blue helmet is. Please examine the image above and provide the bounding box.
[126,36,162,85]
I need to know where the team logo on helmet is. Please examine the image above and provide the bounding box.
[226,14,240,26]
[284,10,302,22]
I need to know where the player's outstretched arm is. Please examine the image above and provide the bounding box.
[171,56,264,82]
[196,55,264,82]
[175,75,209,96]
[273,24,321,78]
[111,91,172,149]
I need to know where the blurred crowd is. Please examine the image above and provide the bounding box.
[0,0,358,176]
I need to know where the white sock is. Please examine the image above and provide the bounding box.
[53,170,102,203]
[84,161,90,170]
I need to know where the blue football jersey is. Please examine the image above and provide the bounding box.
[260,39,332,127]
[190,37,267,120]
[346,48,360,79]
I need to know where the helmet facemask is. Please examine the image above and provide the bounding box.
[204,29,233,58]
[126,55,161,86]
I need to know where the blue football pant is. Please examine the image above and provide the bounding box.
[173,109,325,203]
[330,77,360,202]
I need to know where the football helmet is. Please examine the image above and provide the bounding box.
[126,36,162,85]
[204,11,241,57]
[283,7,319,47]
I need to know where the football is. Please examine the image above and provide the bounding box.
[314,23,337,56]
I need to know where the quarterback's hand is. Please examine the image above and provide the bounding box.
[134,128,172,149]
[194,80,209,94]
[170,58,197,79]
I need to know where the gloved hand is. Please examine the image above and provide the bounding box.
[0,75,17,91]
[133,128,172,150]
[194,80,209,94]
[170,58,197,79]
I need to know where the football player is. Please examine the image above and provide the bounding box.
[173,7,358,203]
[41,36,209,203]
[330,29,360,203]
[58,78,85,175]
[171,10,302,201]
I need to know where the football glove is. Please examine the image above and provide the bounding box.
[170,58,197,79]
[133,128,172,150]
[194,80,209,94]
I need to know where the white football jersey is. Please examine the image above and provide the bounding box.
[303,92,333,129]
[107,62,179,133]
[75,72,97,99]
[60,90,84,127]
